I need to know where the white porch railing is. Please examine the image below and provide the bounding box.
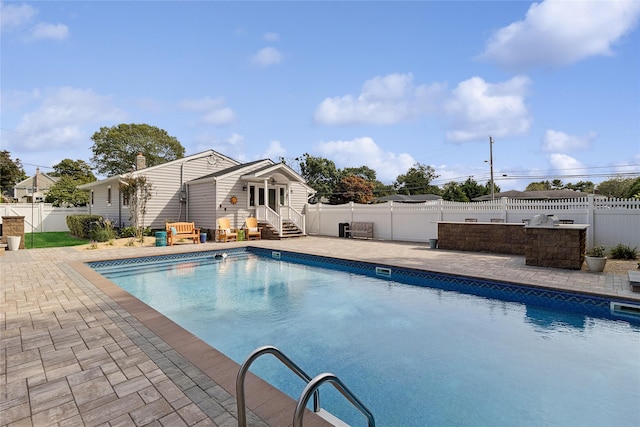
[255,205,306,237]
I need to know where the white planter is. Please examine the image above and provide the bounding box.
[6,235,21,251]
[585,256,606,272]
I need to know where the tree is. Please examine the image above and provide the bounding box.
[296,153,342,203]
[442,181,468,202]
[49,159,96,182]
[597,177,637,198]
[45,176,90,207]
[0,150,27,200]
[525,180,551,191]
[90,123,185,176]
[550,179,564,190]
[329,175,374,204]
[394,163,439,195]
[628,177,640,199]
[564,180,594,193]
[119,175,154,243]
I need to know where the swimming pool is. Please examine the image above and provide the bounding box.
[90,249,640,426]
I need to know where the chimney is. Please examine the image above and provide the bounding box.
[136,153,146,170]
[35,167,40,192]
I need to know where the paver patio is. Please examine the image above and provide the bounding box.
[1,237,637,426]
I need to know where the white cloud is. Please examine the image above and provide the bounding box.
[262,140,287,160]
[541,129,596,152]
[316,136,415,183]
[9,87,126,151]
[479,0,640,70]
[251,46,282,67]
[313,73,445,125]
[1,2,70,41]
[179,96,236,126]
[29,22,69,41]
[263,32,279,42]
[548,153,586,174]
[1,2,36,31]
[444,76,532,142]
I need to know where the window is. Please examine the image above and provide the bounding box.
[122,192,129,206]
[107,187,112,204]
[249,186,256,207]
[91,190,94,205]
[258,188,265,206]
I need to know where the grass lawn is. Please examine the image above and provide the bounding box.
[24,232,90,249]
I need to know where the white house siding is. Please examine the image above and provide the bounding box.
[186,181,217,231]
[213,175,249,230]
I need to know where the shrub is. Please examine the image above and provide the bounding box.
[609,244,638,260]
[89,219,116,242]
[586,245,606,257]
[66,214,104,238]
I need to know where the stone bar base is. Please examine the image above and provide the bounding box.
[525,226,586,270]
[438,222,525,255]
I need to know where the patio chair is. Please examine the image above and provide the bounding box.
[244,217,262,240]
[217,218,238,242]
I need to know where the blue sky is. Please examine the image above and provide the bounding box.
[1,0,639,190]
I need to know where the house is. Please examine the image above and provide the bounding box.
[373,194,442,203]
[12,168,59,203]
[77,150,315,238]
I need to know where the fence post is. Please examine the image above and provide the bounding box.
[389,201,394,241]
[501,197,508,222]
[586,194,595,248]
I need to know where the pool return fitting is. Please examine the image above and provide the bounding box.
[236,345,375,427]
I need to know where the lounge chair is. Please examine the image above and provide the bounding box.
[217,218,238,242]
[244,217,262,240]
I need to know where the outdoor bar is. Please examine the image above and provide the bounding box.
[437,216,588,270]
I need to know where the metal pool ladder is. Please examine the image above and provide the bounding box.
[236,345,375,427]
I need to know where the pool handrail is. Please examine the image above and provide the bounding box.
[236,345,320,426]
[294,372,375,427]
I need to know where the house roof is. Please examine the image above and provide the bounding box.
[14,172,59,188]
[189,159,315,192]
[374,194,442,203]
[77,150,237,190]
[188,159,270,184]
[472,190,598,201]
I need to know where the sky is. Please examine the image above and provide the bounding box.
[1,0,639,191]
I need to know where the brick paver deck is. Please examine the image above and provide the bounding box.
[1,237,637,426]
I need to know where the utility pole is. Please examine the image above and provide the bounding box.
[489,136,494,201]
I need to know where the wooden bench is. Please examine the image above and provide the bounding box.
[166,222,200,246]
[345,222,374,239]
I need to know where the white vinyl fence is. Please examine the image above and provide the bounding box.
[305,195,640,250]
[3,196,639,250]
[1,204,89,233]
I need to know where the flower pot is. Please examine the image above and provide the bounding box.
[585,256,606,272]
[7,236,21,251]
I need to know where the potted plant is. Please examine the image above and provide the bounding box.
[585,245,607,272]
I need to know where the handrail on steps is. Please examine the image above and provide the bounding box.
[294,372,375,427]
[236,345,320,426]
[236,345,374,427]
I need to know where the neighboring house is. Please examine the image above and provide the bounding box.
[77,150,315,237]
[374,194,442,203]
[13,168,59,203]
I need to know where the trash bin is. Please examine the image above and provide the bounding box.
[339,222,349,238]
[237,229,245,241]
[429,238,438,249]
[200,233,207,243]
[155,231,167,247]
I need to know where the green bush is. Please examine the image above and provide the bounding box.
[66,214,104,239]
[609,244,638,260]
[89,219,116,242]
[118,226,138,238]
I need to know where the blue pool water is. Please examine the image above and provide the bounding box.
[90,250,640,427]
